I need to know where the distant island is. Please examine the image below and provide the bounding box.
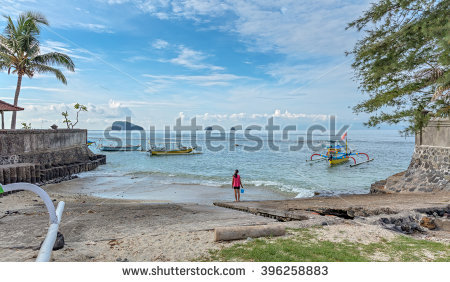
[111,121,144,131]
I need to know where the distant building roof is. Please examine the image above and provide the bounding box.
[0,100,24,111]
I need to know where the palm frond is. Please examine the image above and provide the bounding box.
[29,63,67,84]
[33,52,75,71]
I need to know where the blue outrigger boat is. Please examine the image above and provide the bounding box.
[307,134,373,167]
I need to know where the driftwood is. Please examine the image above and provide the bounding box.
[214,225,285,241]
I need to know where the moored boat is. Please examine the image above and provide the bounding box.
[99,144,141,151]
[307,133,373,167]
[149,143,197,155]
[150,147,194,155]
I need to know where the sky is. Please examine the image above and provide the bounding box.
[0,0,384,131]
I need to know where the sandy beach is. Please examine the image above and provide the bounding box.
[1,175,449,262]
[0,177,301,262]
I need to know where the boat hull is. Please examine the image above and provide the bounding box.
[328,157,349,165]
[151,148,193,155]
[100,145,141,151]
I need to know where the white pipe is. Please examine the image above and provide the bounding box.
[36,201,65,262]
[0,182,66,262]
[2,183,58,224]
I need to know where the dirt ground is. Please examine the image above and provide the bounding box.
[1,186,449,262]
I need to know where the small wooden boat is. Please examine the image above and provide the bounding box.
[150,147,194,155]
[307,134,373,167]
[99,144,141,151]
[149,143,197,155]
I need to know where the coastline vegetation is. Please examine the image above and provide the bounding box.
[0,11,75,129]
[347,0,449,135]
[201,227,450,262]
[62,103,88,129]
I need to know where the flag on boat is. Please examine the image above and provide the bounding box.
[341,131,347,141]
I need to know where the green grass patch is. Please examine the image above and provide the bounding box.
[201,228,450,262]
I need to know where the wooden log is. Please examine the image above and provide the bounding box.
[214,225,285,241]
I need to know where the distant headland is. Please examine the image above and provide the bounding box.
[111,121,144,131]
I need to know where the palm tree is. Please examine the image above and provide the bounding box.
[0,11,75,129]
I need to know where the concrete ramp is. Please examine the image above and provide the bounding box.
[214,193,450,221]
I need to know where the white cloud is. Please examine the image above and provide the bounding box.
[123,56,152,62]
[143,73,248,88]
[105,0,369,58]
[194,109,328,122]
[23,100,133,119]
[0,86,70,93]
[152,39,169,49]
[40,40,93,62]
[266,58,353,85]
[162,46,224,71]
[75,23,113,33]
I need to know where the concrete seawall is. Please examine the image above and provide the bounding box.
[0,129,105,185]
[371,119,450,193]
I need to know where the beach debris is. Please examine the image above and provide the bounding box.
[40,232,64,251]
[87,209,95,214]
[214,225,285,241]
[85,241,97,246]
[116,258,129,262]
[379,213,427,234]
[108,239,121,248]
[53,232,65,250]
[420,216,436,230]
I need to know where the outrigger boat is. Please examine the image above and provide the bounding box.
[307,133,373,167]
[149,143,198,156]
[99,144,141,151]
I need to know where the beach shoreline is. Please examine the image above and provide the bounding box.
[1,177,449,262]
[45,173,296,205]
[0,180,306,262]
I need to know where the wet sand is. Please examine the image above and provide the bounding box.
[46,174,294,204]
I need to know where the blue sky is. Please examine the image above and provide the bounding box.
[0,0,380,130]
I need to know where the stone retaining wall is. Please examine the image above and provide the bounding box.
[371,119,450,193]
[0,129,105,185]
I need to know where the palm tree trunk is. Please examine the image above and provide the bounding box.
[10,74,23,129]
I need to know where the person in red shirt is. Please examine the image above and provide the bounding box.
[232,169,244,202]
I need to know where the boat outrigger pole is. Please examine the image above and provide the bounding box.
[349,153,374,167]
[307,135,374,167]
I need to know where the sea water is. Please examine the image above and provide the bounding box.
[85,130,414,198]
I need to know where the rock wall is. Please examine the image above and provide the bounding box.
[0,129,105,185]
[371,119,450,193]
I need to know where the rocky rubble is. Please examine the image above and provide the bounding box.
[376,207,450,234]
